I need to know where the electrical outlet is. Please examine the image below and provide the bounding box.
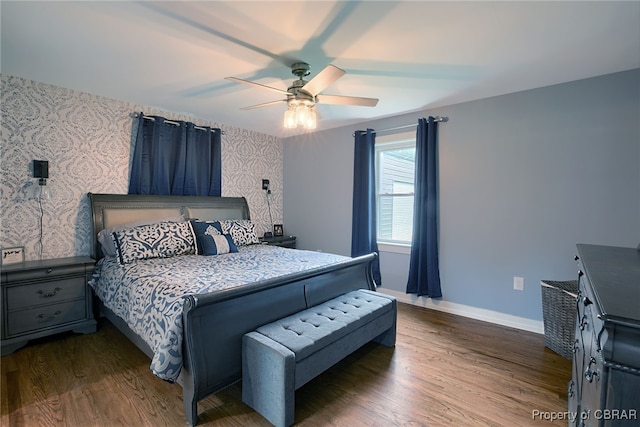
[262,179,270,190]
[513,276,524,291]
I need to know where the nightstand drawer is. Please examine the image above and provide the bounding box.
[6,277,86,311]
[3,264,87,283]
[6,300,87,336]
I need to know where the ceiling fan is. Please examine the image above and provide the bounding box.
[225,62,378,129]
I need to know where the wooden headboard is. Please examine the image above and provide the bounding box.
[88,193,250,260]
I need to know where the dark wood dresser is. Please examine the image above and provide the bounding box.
[1,256,97,355]
[570,244,640,426]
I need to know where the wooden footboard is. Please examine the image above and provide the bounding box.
[180,252,377,425]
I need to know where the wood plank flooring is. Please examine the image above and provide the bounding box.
[1,302,572,426]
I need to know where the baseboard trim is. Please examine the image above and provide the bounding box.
[377,288,544,334]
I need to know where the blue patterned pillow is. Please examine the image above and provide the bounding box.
[98,215,185,258]
[218,219,260,246]
[190,221,238,255]
[112,221,196,265]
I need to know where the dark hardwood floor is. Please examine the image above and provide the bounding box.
[1,302,572,426]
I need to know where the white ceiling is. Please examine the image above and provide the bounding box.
[2,1,639,138]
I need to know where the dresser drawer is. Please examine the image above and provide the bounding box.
[3,263,87,284]
[5,277,86,311]
[6,300,87,337]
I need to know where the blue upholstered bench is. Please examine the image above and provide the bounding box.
[242,289,397,427]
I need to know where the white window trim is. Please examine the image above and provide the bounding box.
[375,130,416,247]
[377,242,411,255]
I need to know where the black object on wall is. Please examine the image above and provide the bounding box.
[33,160,49,179]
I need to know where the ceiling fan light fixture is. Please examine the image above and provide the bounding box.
[295,104,309,125]
[304,108,317,130]
[283,108,297,129]
[283,100,316,130]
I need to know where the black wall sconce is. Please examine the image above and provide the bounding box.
[262,179,274,238]
[31,160,50,258]
[32,159,51,200]
[33,160,49,184]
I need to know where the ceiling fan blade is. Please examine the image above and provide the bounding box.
[301,64,346,97]
[316,94,379,107]
[225,77,290,96]
[240,99,287,110]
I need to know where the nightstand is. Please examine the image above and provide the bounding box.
[259,235,297,249]
[1,256,97,355]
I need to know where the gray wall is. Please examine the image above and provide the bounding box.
[283,69,640,323]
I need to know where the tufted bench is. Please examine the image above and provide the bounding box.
[242,289,396,427]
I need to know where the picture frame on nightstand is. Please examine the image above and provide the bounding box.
[274,224,283,237]
[1,246,25,265]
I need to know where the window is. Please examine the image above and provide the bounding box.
[375,131,415,245]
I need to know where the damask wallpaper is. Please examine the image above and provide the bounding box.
[0,74,283,261]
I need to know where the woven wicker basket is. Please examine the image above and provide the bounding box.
[540,280,578,360]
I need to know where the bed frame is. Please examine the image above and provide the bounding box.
[87,193,377,425]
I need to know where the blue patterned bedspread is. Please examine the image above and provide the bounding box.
[89,244,349,381]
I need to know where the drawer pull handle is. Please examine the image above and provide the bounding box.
[38,288,62,298]
[573,340,580,353]
[580,315,588,331]
[568,380,575,397]
[46,268,53,274]
[584,356,599,383]
[37,311,62,322]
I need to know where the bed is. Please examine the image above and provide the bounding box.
[87,193,377,425]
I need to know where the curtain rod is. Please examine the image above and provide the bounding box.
[130,112,224,134]
[353,116,448,137]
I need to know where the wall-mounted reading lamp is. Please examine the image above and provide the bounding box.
[33,160,48,183]
[32,160,51,200]
[262,179,274,238]
[32,160,50,258]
